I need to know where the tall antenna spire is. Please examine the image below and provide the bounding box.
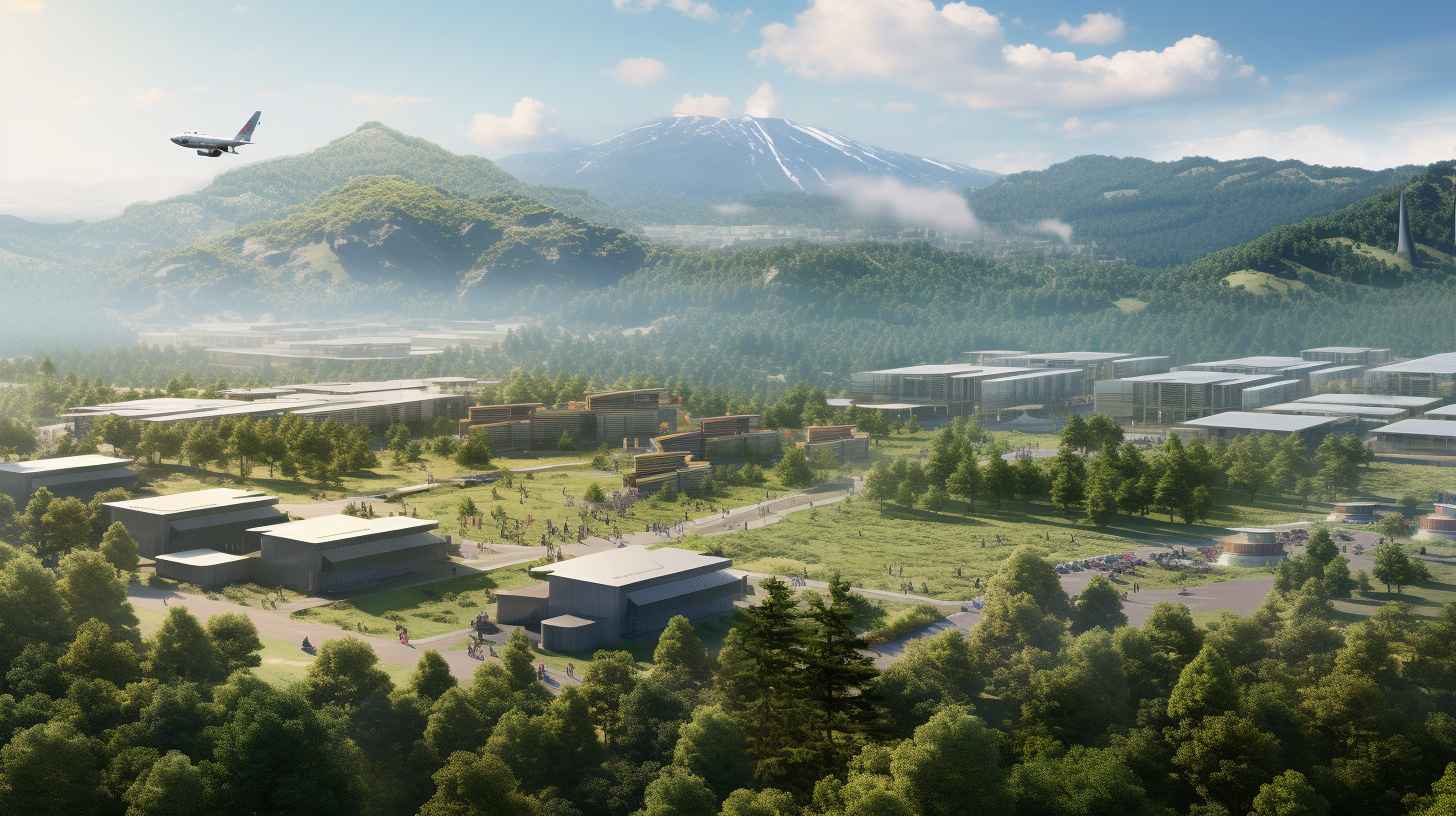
[1395,189,1416,265]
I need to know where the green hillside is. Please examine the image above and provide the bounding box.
[968,154,1419,265]
[129,176,646,311]
[1187,160,1456,287]
[7,122,629,261]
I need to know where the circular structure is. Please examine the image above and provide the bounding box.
[1327,501,1381,523]
[1217,527,1287,567]
[1416,504,1456,542]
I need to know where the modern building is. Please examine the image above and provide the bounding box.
[984,351,1134,383]
[495,545,745,651]
[1111,356,1173,379]
[286,389,467,428]
[1295,393,1442,412]
[154,549,257,589]
[1368,419,1456,454]
[1327,501,1382,523]
[1093,371,1285,424]
[1365,353,1456,398]
[0,455,136,503]
[1307,365,1367,394]
[1258,402,1408,423]
[850,364,985,420]
[651,416,780,462]
[64,397,245,436]
[1217,528,1286,566]
[980,368,1087,412]
[105,488,287,558]
[1176,411,1349,443]
[458,389,676,450]
[248,515,449,593]
[623,451,711,496]
[800,425,871,464]
[1425,404,1456,421]
[1416,504,1456,542]
[1300,346,1393,366]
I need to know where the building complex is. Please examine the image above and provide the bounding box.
[0,455,136,503]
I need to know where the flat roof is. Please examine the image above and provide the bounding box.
[1180,412,1344,432]
[1002,351,1130,362]
[982,368,1082,383]
[861,364,982,376]
[1242,379,1300,393]
[1425,404,1456,418]
[855,402,931,410]
[1259,402,1404,418]
[288,390,461,416]
[949,366,1035,379]
[106,487,276,515]
[1186,356,1306,369]
[1116,355,1171,363]
[1369,352,1456,375]
[825,398,855,407]
[1304,346,1388,355]
[542,614,596,628]
[1298,393,1441,409]
[0,454,133,474]
[248,514,438,544]
[1309,365,1365,375]
[1370,419,1456,439]
[155,548,254,567]
[1122,370,1249,384]
[63,397,244,418]
[533,545,730,588]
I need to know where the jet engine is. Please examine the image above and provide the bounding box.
[196,148,223,157]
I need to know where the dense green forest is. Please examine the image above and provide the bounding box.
[0,519,1454,816]
[968,155,1419,266]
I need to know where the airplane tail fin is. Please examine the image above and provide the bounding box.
[234,110,261,143]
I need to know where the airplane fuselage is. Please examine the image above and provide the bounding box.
[170,132,244,157]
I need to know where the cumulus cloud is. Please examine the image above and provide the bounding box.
[613,0,717,22]
[753,0,1253,111]
[831,177,980,234]
[672,93,733,117]
[351,93,427,109]
[744,82,780,117]
[469,97,556,154]
[1035,218,1074,242]
[1051,12,1125,46]
[1161,124,1373,168]
[612,57,667,86]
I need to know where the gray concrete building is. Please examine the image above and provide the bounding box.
[105,488,287,558]
[496,546,745,652]
[154,549,257,589]
[249,515,448,594]
[0,455,136,503]
[1369,419,1456,454]
[1093,371,1282,424]
[1300,346,1392,366]
[1365,353,1456,399]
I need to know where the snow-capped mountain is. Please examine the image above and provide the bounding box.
[499,116,997,217]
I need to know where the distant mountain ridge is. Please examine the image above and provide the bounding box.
[500,115,998,223]
[969,154,1420,266]
[0,122,629,261]
[129,176,646,312]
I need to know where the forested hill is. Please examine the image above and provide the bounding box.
[1186,160,1456,288]
[0,122,629,262]
[126,176,646,313]
[968,154,1418,266]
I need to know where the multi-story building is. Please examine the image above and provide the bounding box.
[1365,353,1456,399]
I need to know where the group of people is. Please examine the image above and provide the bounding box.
[394,623,411,646]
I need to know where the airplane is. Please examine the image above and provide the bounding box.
[170,110,261,157]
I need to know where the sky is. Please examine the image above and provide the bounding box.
[4,0,1456,220]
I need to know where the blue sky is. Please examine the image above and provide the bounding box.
[4,0,1455,219]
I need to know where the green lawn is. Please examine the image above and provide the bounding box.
[1358,461,1455,503]
[292,565,538,638]
[1334,560,1456,621]
[688,495,1224,599]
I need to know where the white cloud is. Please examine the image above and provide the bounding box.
[612,0,718,22]
[469,97,556,154]
[753,0,1254,111]
[1035,218,1073,242]
[672,93,733,117]
[612,57,667,86]
[831,176,980,234]
[712,202,754,216]
[132,88,168,109]
[351,93,427,109]
[3,0,46,13]
[1051,12,1125,46]
[743,82,780,117]
[1062,115,1115,135]
[1161,124,1373,168]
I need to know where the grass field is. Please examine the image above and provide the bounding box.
[291,564,538,638]
[1334,560,1456,621]
[683,493,1299,599]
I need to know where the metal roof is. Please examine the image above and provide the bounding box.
[533,545,731,588]
[1121,370,1253,384]
[154,548,254,567]
[1299,393,1441,408]
[1180,412,1344,432]
[982,368,1082,383]
[1185,356,1306,369]
[862,364,983,375]
[248,514,438,544]
[627,569,743,606]
[1425,404,1456,418]
[1370,419,1456,438]
[106,488,277,515]
[541,614,596,628]
[1303,346,1388,355]
[0,454,133,474]
[1258,402,1404,418]
[320,532,442,563]
[949,366,1035,379]
[1369,352,1456,375]
[1000,351,1131,362]
[1241,379,1300,392]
